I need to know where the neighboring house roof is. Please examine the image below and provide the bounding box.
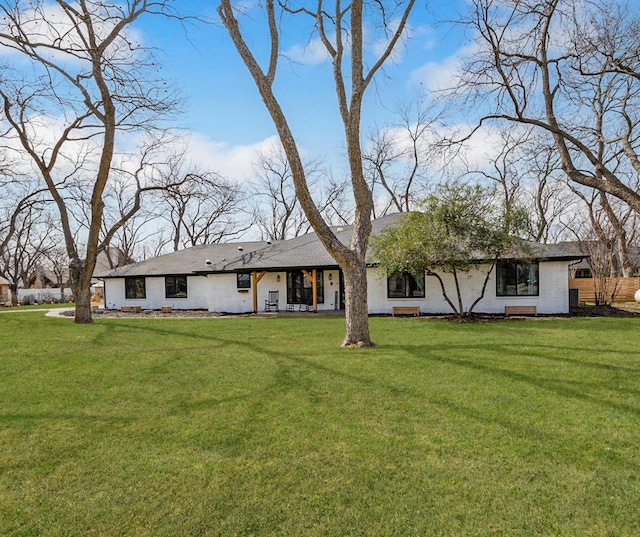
[552,241,639,270]
[23,246,133,287]
[0,276,9,286]
[94,247,134,275]
[99,213,586,279]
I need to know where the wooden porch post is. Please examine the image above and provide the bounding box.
[252,271,266,313]
[302,269,317,312]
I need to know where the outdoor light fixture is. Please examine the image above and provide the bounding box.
[276,275,280,282]
[328,273,333,281]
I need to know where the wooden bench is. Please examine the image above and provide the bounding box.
[161,306,173,313]
[504,305,537,316]
[392,306,420,317]
[121,305,141,313]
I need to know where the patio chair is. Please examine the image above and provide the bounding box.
[264,290,279,312]
[298,296,313,312]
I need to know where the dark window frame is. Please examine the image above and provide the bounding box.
[237,273,251,289]
[165,275,188,299]
[125,276,146,299]
[286,270,324,305]
[574,268,592,279]
[496,260,539,297]
[387,271,425,299]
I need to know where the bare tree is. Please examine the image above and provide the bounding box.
[218,0,416,347]
[0,204,57,303]
[43,244,71,299]
[364,102,438,216]
[0,0,181,323]
[101,173,163,263]
[139,228,174,260]
[521,144,576,244]
[165,173,248,250]
[569,188,638,278]
[251,147,350,241]
[459,0,640,214]
[466,128,576,244]
[148,151,250,250]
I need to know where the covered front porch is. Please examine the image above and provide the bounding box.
[248,268,343,314]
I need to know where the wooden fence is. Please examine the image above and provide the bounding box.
[569,277,640,303]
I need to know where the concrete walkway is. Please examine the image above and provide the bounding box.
[0,307,75,317]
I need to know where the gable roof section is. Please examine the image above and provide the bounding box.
[197,215,403,273]
[97,241,271,278]
[99,213,586,279]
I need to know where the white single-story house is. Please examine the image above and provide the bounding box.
[98,214,586,315]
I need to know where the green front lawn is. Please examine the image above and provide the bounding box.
[1,314,639,536]
[1,302,76,310]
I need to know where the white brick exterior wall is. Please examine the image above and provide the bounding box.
[367,260,571,315]
[103,262,571,314]
[104,269,343,313]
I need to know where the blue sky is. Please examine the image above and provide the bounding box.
[133,0,472,181]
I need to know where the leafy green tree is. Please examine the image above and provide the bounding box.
[371,183,526,317]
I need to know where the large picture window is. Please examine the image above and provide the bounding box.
[287,271,324,305]
[125,277,146,299]
[165,276,188,298]
[387,271,425,299]
[496,261,539,296]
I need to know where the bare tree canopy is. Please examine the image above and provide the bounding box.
[0,0,181,322]
[458,0,640,213]
[153,158,250,251]
[251,147,349,241]
[218,0,417,347]
[364,102,440,216]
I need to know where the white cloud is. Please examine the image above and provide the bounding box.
[459,126,504,169]
[1,109,284,187]
[378,121,507,173]
[284,37,332,65]
[410,56,460,92]
[410,42,480,93]
[185,133,282,182]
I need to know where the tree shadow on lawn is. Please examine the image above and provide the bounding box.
[61,319,640,475]
[406,343,640,414]
[102,318,640,414]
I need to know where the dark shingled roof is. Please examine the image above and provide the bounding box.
[98,213,587,278]
[97,241,271,278]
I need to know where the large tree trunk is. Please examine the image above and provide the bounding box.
[341,260,372,347]
[70,258,94,324]
[10,283,18,306]
[73,282,93,323]
[218,0,415,349]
